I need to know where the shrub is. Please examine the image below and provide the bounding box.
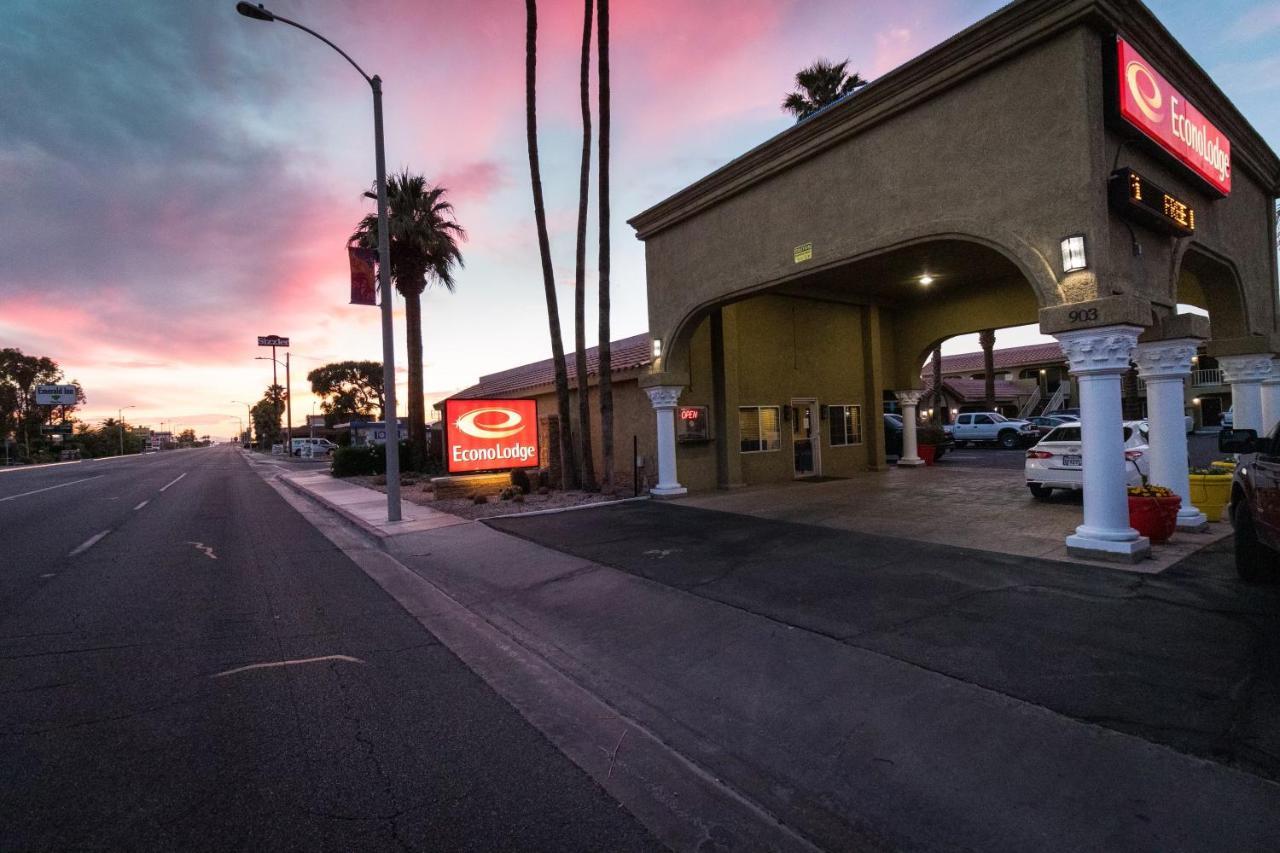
[332,445,384,477]
[472,494,488,505]
[917,423,949,446]
[371,474,388,486]
[510,468,532,494]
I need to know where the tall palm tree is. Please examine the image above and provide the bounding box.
[351,171,465,469]
[573,0,596,490]
[596,0,614,493]
[526,0,578,489]
[782,58,867,121]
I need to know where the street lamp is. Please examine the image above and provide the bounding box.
[231,400,253,446]
[118,405,136,456]
[235,1,401,521]
[255,355,293,455]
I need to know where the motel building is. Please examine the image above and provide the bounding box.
[625,0,1280,563]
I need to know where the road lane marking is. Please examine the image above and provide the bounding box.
[134,500,149,511]
[159,473,187,492]
[187,541,217,560]
[69,530,110,556]
[0,475,104,503]
[212,655,364,678]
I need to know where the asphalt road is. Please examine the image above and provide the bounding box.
[0,446,661,852]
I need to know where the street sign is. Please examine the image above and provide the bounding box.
[258,335,290,347]
[35,384,78,405]
[307,415,326,428]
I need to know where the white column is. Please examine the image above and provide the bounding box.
[1260,363,1280,436]
[1056,326,1150,563]
[895,390,925,467]
[1135,339,1206,531]
[645,385,687,497]
[1219,355,1273,434]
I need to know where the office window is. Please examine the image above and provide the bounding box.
[739,406,781,453]
[829,404,862,446]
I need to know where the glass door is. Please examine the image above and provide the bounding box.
[792,401,817,478]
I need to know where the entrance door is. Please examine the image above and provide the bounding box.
[792,400,819,478]
[1200,396,1222,427]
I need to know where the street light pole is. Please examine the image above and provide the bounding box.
[118,405,136,456]
[231,400,253,446]
[236,1,400,521]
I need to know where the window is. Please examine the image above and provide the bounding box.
[739,406,781,453]
[829,405,862,446]
[975,415,994,425]
[1045,426,1081,443]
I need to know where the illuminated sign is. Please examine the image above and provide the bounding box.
[676,406,710,442]
[35,384,78,405]
[258,335,290,347]
[1113,36,1231,195]
[445,398,540,474]
[1108,168,1195,236]
[793,242,813,264]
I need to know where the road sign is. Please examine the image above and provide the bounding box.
[35,384,78,405]
[258,335,289,347]
[41,423,73,435]
[307,415,326,428]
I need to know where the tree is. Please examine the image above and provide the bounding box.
[307,360,385,426]
[177,428,197,447]
[572,0,596,490]
[526,0,578,489]
[351,172,465,470]
[251,384,286,450]
[0,347,81,460]
[597,0,614,492]
[782,58,867,121]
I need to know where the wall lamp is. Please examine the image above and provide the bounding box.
[1060,234,1088,273]
[652,338,662,359]
[919,273,935,286]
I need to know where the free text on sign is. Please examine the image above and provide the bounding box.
[445,398,540,474]
[1115,36,1231,195]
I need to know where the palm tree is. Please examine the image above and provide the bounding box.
[596,0,614,493]
[782,58,867,121]
[526,0,578,490]
[351,171,465,470]
[573,0,596,490]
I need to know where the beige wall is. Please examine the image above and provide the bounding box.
[531,378,658,492]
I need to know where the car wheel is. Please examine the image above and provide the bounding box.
[999,431,1018,449]
[1233,503,1271,582]
[1028,483,1052,500]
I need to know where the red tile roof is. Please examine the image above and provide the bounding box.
[925,342,1065,376]
[450,332,652,400]
[925,377,1025,403]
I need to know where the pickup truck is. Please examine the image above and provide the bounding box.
[1220,425,1280,581]
[951,412,1040,449]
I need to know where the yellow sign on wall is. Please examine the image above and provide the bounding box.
[793,242,813,264]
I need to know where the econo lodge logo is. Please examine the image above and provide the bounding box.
[445,398,540,473]
[454,407,526,440]
[1125,59,1163,123]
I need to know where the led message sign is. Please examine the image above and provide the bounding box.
[1114,36,1231,195]
[1108,168,1195,236]
[445,398,540,474]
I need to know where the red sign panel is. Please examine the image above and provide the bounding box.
[445,398,540,474]
[1115,36,1231,195]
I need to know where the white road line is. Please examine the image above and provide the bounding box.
[212,655,364,678]
[134,500,149,511]
[159,472,187,492]
[69,530,110,557]
[186,541,217,560]
[0,475,104,503]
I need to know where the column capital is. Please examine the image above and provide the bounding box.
[1133,338,1198,380]
[644,385,683,409]
[1054,325,1141,375]
[894,389,925,407]
[1219,354,1275,385]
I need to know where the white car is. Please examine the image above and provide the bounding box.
[291,437,337,457]
[1024,420,1150,500]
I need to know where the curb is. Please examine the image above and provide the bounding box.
[276,474,393,549]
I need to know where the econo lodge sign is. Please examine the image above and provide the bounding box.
[445,398,539,474]
[1115,36,1231,195]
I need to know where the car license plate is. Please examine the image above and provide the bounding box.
[1063,454,1082,467]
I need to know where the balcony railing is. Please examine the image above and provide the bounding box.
[1192,368,1224,387]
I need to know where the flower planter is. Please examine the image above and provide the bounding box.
[1127,494,1181,544]
[918,444,937,466]
[1188,473,1232,523]
[1209,460,1236,473]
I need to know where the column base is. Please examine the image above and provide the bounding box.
[649,485,688,499]
[897,457,925,467]
[1065,533,1151,564]
[1175,509,1209,532]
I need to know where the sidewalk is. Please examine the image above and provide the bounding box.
[278,469,469,537]
[280,471,1280,853]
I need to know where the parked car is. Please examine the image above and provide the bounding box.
[1025,415,1077,438]
[952,412,1040,448]
[1219,426,1280,580]
[1222,408,1234,428]
[1025,420,1150,500]
[291,437,337,457]
[882,413,954,460]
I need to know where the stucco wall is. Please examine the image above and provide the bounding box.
[532,379,657,493]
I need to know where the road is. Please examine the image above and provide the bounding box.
[0,446,661,852]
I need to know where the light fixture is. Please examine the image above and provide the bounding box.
[1192,397,1201,405]
[919,273,934,286]
[651,338,662,359]
[1060,234,1087,273]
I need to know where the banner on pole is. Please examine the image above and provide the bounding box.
[348,246,378,306]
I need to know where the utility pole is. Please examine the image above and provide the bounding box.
[285,351,293,455]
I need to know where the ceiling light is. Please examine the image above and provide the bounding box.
[919,274,934,286]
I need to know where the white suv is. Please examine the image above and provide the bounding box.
[291,437,336,458]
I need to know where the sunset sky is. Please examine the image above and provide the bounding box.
[3,0,1278,438]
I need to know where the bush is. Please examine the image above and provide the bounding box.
[510,468,532,494]
[917,423,949,446]
[472,494,488,505]
[330,440,413,478]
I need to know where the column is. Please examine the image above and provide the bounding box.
[895,390,925,467]
[1134,339,1206,531]
[1056,326,1150,563]
[646,385,687,497]
[1219,355,1274,434]
[1260,361,1280,436]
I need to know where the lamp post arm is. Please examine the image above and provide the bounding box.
[269,12,374,86]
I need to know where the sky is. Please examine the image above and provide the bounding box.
[2,1,1278,439]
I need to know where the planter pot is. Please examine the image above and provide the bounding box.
[1188,473,1232,523]
[918,444,937,466]
[1209,460,1236,473]
[1127,495,1181,544]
